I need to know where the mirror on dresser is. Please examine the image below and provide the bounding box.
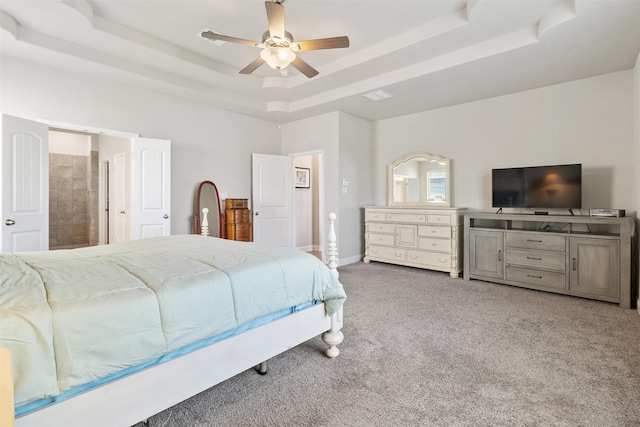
[193,181,224,238]
[388,152,450,207]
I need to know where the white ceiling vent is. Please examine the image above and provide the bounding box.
[362,89,394,101]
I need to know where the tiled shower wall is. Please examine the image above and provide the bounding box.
[49,151,99,249]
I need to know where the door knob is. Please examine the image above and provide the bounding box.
[163,214,169,219]
[120,211,126,215]
[5,219,15,226]
[255,212,259,216]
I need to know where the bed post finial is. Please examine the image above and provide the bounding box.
[326,212,338,279]
[322,212,343,358]
[201,208,209,236]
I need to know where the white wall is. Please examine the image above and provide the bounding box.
[282,112,340,250]
[375,71,635,215]
[282,112,374,264]
[0,57,281,235]
[3,57,634,271]
[338,113,375,263]
[49,131,91,156]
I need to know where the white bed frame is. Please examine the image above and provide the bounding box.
[14,213,344,427]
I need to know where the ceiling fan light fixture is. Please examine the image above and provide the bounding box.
[260,47,296,70]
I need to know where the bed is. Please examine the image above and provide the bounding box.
[1,213,345,427]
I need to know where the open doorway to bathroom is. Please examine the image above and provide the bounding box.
[48,129,99,250]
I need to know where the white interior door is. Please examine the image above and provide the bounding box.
[1,114,49,252]
[251,153,293,247]
[131,138,171,239]
[112,152,128,243]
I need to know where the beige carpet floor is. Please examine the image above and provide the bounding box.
[134,262,640,427]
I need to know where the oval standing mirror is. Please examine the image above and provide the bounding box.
[388,152,451,207]
[194,181,224,237]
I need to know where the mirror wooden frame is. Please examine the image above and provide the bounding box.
[193,181,225,237]
[387,152,451,207]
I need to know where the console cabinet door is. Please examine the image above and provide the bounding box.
[469,230,504,279]
[569,237,619,300]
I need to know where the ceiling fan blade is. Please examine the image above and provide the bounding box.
[201,30,262,48]
[239,57,266,74]
[265,1,285,41]
[290,56,319,78]
[293,36,350,51]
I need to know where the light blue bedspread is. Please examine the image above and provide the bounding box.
[0,235,346,409]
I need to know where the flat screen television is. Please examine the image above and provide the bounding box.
[492,164,582,210]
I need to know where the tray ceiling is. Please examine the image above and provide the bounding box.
[1,0,639,123]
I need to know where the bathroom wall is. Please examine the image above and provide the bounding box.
[48,130,98,249]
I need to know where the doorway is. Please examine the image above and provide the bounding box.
[2,114,171,253]
[48,129,99,250]
[292,152,323,261]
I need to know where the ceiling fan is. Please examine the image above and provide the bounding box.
[201,0,349,78]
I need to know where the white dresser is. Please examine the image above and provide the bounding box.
[364,206,467,278]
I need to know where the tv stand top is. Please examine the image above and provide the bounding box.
[467,212,635,237]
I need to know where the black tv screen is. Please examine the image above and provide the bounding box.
[492,164,582,209]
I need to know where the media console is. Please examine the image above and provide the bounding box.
[464,212,636,308]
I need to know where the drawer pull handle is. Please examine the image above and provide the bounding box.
[573,258,577,271]
[432,243,438,247]
[431,230,437,233]
[395,253,403,258]
[527,239,542,243]
[498,250,502,262]
[526,274,543,279]
[526,256,542,261]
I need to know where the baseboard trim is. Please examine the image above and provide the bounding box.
[339,254,362,267]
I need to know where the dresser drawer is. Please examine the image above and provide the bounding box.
[226,223,252,241]
[418,225,451,238]
[226,209,251,223]
[385,213,426,223]
[407,250,451,267]
[369,245,405,261]
[418,237,452,253]
[225,198,248,209]
[367,222,395,233]
[368,233,395,246]
[506,266,566,290]
[427,214,451,225]
[366,211,386,221]
[506,232,566,252]
[506,249,565,272]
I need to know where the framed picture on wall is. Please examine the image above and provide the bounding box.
[295,167,310,188]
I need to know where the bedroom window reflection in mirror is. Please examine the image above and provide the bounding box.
[388,152,451,207]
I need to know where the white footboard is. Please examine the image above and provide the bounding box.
[13,212,344,427]
[16,303,342,427]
